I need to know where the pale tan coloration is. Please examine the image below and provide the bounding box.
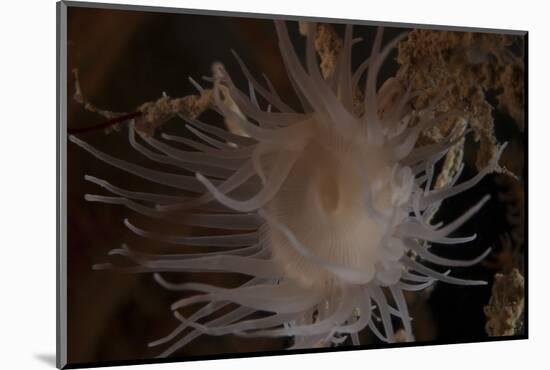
[300,24,472,193]
[72,68,213,136]
[135,91,212,136]
[396,30,523,176]
[266,121,408,288]
[484,268,525,336]
[299,22,343,80]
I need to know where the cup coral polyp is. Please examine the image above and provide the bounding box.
[70,20,505,355]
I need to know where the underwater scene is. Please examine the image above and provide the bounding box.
[65,5,526,366]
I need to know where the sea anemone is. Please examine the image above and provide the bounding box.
[69,20,505,356]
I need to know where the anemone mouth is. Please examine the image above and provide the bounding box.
[318,170,340,213]
[263,126,401,288]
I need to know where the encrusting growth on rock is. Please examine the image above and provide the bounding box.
[396,30,523,177]
[484,268,525,336]
[298,22,342,80]
[72,68,213,136]
[134,91,213,136]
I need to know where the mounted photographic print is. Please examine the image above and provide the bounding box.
[56,1,527,368]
